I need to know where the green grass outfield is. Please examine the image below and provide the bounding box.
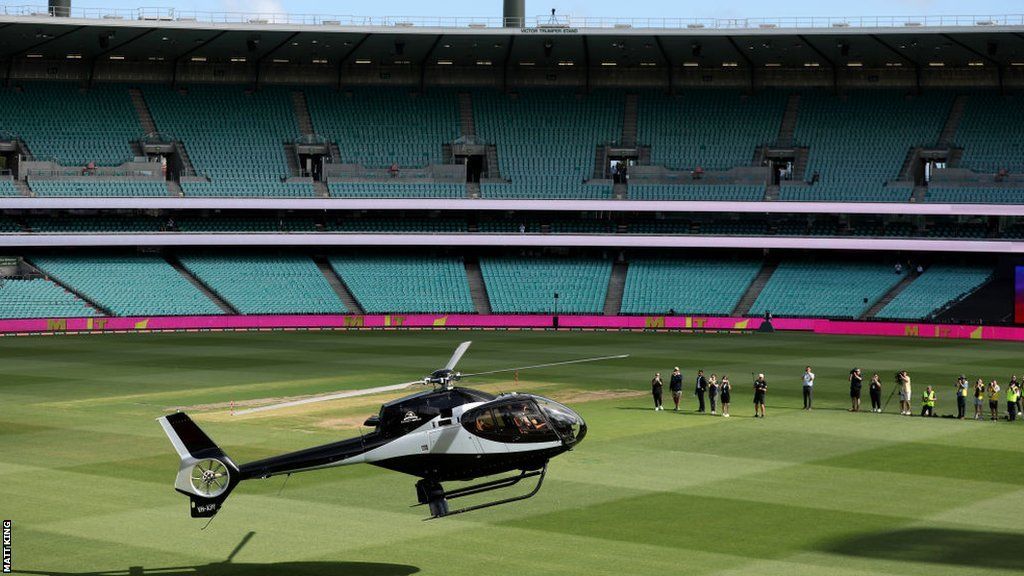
[2,329,1023,576]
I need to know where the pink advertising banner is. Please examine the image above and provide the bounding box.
[0,314,1022,342]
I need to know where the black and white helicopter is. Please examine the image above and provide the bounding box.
[158,342,626,519]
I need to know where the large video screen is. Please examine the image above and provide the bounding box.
[1016,266,1024,323]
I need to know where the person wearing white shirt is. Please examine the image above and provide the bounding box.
[802,366,815,410]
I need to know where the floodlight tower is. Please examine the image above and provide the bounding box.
[503,0,525,27]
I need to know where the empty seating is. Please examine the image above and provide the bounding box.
[621,258,762,315]
[480,257,611,314]
[877,265,993,320]
[629,184,764,201]
[956,92,1024,173]
[26,215,163,233]
[0,83,139,165]
[28,180,169,197]
[0,179,19,196]
[175,216,316,232]
[474,89,621,199]
[327,182,465,198]
[0,278,99,318]
[789,91,952,202]
[750,261,903,318]
[329,255,474,313]
[307,88,458,168]
[327,217,465,233]
[31,255,222,316]
[639,90,786,170]
[925,186,1024,204]
[178,255,345,314]
[181,180,314,198]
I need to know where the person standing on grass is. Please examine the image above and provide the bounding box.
[1007,381,1020,422]
[753,373,768,418]
[955,375,969,420]
[988,380,1001,421]
[695,369,708,414]
[974,378,986,420]
[1011,375,1023,418]
[651,372,664,411]
[669,367,683,411]
[720,375,731,417]
[920,386,936,417]
[868,373,883,412]
[898,370,913,416]
[708,373,719,415]
[849,368,863,412]
[802,366,815,410]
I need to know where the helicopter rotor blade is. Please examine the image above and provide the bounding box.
[460,354,629,379]
[233,380,425,416]
[445,341,473,371]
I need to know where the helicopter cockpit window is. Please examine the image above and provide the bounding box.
[465,400,559,443]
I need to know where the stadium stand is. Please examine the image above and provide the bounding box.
[0,179,19,196]
[925,187,1024,204]
[26,215,163,233]
[474,89,620,199]
[876,264,994,320]
[783,91,952,202]
[0,216,21,233]
[955,91,1024,174]
[0,82,139,165]
[306,88,459,167]
[0,278,99,318]
[31,255,223,316]
[27,180,169,197]
[327,217,466,233]
[480,256,612,313]
[638,89,786,170]
[144,85,311,197]
[629,184,765,201]
[328,255,474,313]
[620,258,762,315]
[178,255,346,314]
[174,216,316,232]
[327,182,465,198]
[749,261,904,318]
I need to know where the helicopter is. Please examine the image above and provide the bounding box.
[158,341,627,519]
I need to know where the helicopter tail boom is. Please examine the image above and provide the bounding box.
[158,412,241,518]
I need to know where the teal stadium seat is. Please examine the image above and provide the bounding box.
[480,257,612,313]
[783,91,952,202]
[629,184,764,201]
[638,89,786,170]
[26,215,163,232]
[0,179,19,196]
[0,278,99,318]
[31,255,223,316]
[0,83,139,165]
[329,255,474,313]
[28,180,169,197]
[620,258,762,315]
[876,265,993,320]
[178,255,346,314]
[474,90,620,199]
[307,88,459,168]
[750,261,904,318]
[925,187,1024,204]
[327,182,466,199]
[956,91,1024,174]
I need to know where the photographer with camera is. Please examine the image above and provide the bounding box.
[920,386,936,417]
[897,370,912,416]
[955,375,969,420]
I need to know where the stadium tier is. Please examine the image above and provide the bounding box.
[0,83,139,166]
[327,182,466,198]
[628,184,765,201]
[178,255,345,314]
[0,179,19,196]
[480,257,612,314]
[876,264,994,320]
[174,216,316,232]
[27,180,170,197]
[326,217,466,233]
[639,90,786,170]
[474,89,620,199]
[749,261,904,318]
[784,91,952,202]
[30,255,223,316]
[956,91,1024,174]
[307,88,459,168]
[620,258,762,315]
[329,255,474,313]
[181,180,315,198]
[26,215,163,233]
[925,187,1024,204]
[0,278,99,318]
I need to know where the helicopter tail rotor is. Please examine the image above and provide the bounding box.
[158,412,241,518]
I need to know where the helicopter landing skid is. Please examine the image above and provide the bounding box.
[415,462,548,520]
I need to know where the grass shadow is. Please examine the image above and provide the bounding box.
[18,561,420,576]
[821,527,1024,571]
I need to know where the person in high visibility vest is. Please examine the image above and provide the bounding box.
[1007,382,1021,422]
[988,380,1001,421]
[921,386,936,417]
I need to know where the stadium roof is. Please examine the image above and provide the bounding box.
[2,7,1024,68]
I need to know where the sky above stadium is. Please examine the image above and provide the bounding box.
[74,0,1024,18]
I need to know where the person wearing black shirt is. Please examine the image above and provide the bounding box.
[720,375,732,417]
[849,368,863,412]
[695,369,708,413]
[753,373,767,418]
[651,372,664,411]
[869,373,883,413]
[669,367,683,411]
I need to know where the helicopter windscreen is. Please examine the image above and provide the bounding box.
[463,396,586,445]
[533,396,587,445]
